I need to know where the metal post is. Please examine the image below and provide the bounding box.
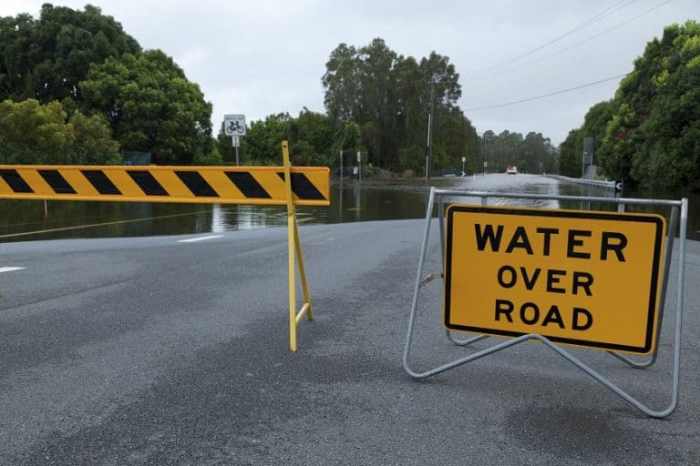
[425,113,432,182]
[339,149,344,220]
[425,79,435,182]
[232,135,240,166]
[357,151,362,184]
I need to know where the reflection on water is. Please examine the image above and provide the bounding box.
[0,174,696,242]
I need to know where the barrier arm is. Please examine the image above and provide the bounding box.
[282,141,313,352]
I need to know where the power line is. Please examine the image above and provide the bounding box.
[468,0,640,76]
[528,0,674,65]
[463,73,628,112]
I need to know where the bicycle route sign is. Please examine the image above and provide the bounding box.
[224,114,246,137]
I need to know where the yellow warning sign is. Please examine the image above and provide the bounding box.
[444,205,666,354]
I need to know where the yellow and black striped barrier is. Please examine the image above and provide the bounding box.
[0,164,329,206]
[0,142,328,352]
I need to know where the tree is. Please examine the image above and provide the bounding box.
[240,113,292,164]
[557,100,615,178]
[0,4,141,103]
[597,21,700,190]
[322,38,473,172]
[288,109,335,165]
[224,110,339,166]
[558,129,581,177]
[80,50,213,164]
[0,98,120,164]
[69,110,122,164]
[479,129,557,174]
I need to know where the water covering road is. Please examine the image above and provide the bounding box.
[4,173,694,242]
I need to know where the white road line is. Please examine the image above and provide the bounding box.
[0,267,25,273]
[177,235,224,244]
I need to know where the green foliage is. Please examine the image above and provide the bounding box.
[480,130,557,174]
[557,100,614,177]
[216,109,348,166]
[80,50,213,164]
[193,144,223,165]
[0,4,140,103]
[0,98,120,164]
[239,113,291,165]
[1,5,212,165]
[68,110,122,164]
[323,38,481,172]
[289,109,336,165]
[595,20,700,189]
[558,129,581,177]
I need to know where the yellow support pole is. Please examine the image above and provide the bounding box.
[283,141,298,352]
[294,218,313,320]
[282,140,313,352]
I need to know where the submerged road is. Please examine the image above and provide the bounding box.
[0,220,698,465]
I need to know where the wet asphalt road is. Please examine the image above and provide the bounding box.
[0,219,698,465]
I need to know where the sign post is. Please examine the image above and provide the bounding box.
[403,187,688,418]
[224,114,246,165]
[461,156,466,176]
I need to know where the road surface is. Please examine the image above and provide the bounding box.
[1,220,698,465]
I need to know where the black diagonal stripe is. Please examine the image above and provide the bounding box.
[276,172,325,200]
[0,169,33,193]
[82,170,121,195]
[175,171,218,197]
[225,172,271,199]
[39,169,76,194]
[128,170,168,196]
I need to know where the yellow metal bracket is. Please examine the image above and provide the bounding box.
[282,141,313,352]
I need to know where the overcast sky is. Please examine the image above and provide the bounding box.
[2,0,699,143]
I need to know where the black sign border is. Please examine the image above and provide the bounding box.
[444,205,665,354]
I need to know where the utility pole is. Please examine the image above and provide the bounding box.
[425,79,435,182]
[357,151,362,184]
[481,133,486,176]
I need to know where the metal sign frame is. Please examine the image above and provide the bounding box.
[402,187,688,418]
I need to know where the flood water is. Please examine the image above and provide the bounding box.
[0,174,697,242]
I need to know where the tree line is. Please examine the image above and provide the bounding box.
[1,4,560,174]
[0,4,215,165]
[217,38,557,174]
[482,130,557,174]
[559,20,700,191]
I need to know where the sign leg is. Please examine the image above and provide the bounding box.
[287,186,297,352]
[293,218,313,320]
[282,141,298,352]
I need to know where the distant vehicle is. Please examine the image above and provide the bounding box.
[506,165,518,175]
